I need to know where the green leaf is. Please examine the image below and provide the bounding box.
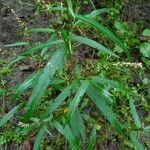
[129,132,144,150]
[91,76,128,91]
[0,104,21,127]
[71,34,118,57]
[4,42,29,47]
[86,85,122,133]
[67,0,75,18]
[12,70,41,99]
[41,81,77,119]
[21,40,64,56]
[52,121,79,150]
[25,28,55,33]
[143,29,150,37]
[74,13,130,58]
[23,45,66,121]
[33,127,47,150]
[75,8,109,26]
[140,42,150,58]
[70,111,86,143]
[87,127,96,150]
[129,99,142,128]
[69,80,90,116]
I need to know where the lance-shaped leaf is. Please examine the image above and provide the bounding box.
[69,80,90,116]
[52,121,80,150]
[4,42,29,47]
[91,76,128,92]
[129,99,142,129]
[70,34,118,57]
[33,127,47,150]
[25,28,55,33]
[75,8,109,26]
[86,85,122,133]
[41,81,78,119]
[23,45,66,121]
[0,104,21,127]
[87,127,96,150]
[74,13,130,58]
[67,0,75,18]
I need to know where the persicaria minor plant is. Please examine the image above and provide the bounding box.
[1,1,145,149]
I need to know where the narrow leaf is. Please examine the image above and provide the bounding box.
[4,42,29,47]
[129,99,142,128]
[69,80,90,116]
[41,81,77,119]
[71,34,118,57]
[86,85,122,133]
[23,46,66,121]
[92,76,128,91]
[87,127,96,150]
[33,127,47,150]
[25,28,55,33]
[74,13,130,58]
[0,104,21,127]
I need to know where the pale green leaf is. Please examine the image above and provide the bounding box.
[140,42,150,58]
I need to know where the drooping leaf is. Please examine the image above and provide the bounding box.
[4,42,29,47]
[87,127,96,150]
[69,80,90,116]
[86,85,122,133]
[71,34,118,57]
[23,45,67,121]
[129,99,142,128]
[129,132,144,150]
[0,104,21,127]
[74,13,130,58]
[33,127,47,150]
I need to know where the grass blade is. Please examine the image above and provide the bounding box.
[23,45,66,121]
[33,127,47,150]
[69,80,90,116]
[0,104,21,127]
[74,13,130,58]
[129,99,142,128]
[71,34,118,57]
